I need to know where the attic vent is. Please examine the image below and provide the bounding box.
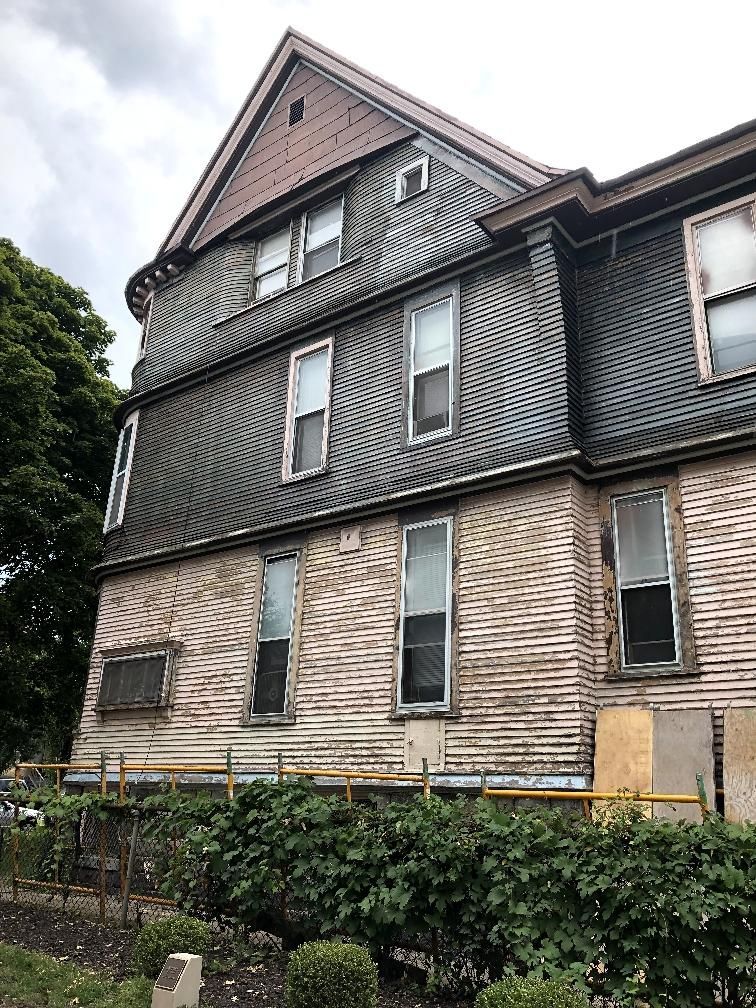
[288,95,306,126]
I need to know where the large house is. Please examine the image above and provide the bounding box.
[71,29,756,818]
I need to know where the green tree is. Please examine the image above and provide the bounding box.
[0,238,124,768]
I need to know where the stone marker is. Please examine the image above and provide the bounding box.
[152,953,202,1008]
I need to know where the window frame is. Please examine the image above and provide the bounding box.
[95,648,175,711]
[281,336,334,482]
[138,295,153,360]
[599,475,696,678]
[246,549,302,722]
[403,281,461,447]
[683,190,756,383]
[297,195,344,284]
[103,411,139,533]
[395,155,429,203]
[396,516,454,713]
[250,222,293,302]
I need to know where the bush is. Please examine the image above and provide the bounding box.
[476,976,590,1008]
[286,941,378,1008]
[133,914,211,979]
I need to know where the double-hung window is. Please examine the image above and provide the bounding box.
[138,296,152,359]
[251,554,298,716]
[283,339,333,479]
[406,288,458,442]
[300,198,343,281]
[253,227,290,299]
[104,412,138,532]
[398,518,452,709]
[684,193,756,379]
[395,155,429,202]
[97,650,174,710]
[612,489,679,669]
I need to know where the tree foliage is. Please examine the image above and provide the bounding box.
[0,237,124,767]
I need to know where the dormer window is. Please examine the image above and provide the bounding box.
[396,155,429,202]
[252,227,291,299]
[300,198,343,281]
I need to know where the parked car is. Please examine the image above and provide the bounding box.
[0,800,43,828]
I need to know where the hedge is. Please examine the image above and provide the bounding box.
[286,941,378,1008]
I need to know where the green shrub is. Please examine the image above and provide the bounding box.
[286,941,378,1008]
[476,976,590,1008]
[133,914,211,979]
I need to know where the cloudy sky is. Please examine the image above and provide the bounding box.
[1,0,754,388]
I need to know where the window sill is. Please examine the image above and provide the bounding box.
[281,466,329,485]
[404,428,456,450]
[395,188,428,206]
[389,709,460,720]
[605,664,699,680]
[96,704,172,721]
[241,714,295,726]
[698,363,756,386]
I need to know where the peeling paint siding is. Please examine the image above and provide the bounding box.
[595,451,756,777]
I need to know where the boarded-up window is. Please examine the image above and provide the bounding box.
[282,338,333,480]
[251,554,298,716]
[398,518,452,709]
[104,413,138,531]
[301,198,342,281]
[97,651,172,709]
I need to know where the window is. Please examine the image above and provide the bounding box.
[404,284,460,444]
[611,488,683,670]
[252,227,290,299]
[398,518,452,709]
[684,193,756,379]
[300,198,343,281]
[282,338,333,479]
[251,554,298,715]
[396,155,429,202]
[96,651,173,709]
[288,95,306,126]
[138,296,152,359]
[104,413,138,532]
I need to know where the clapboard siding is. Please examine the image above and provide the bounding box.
[132,141,503,394]
[579,222,756,459]
[105,255,581,565]
[596,451,756,778]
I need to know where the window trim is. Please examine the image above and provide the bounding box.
[599,475,696,678]
[249,222,293,303]
[103,411,139,533]
[246,547,303,722]
[395,155,429,203]
[138,295,153,360]
[396,516,453,713]
[402,281,461,447]
[683,190,756,384]
[297,195,344,284]
[95,648,175,711]
[281,336,334,482]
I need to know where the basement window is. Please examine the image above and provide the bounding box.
[684,192,756,381]
[252,226,290,300]
[398,517,453,710]
[288,95,306,127]
[395,155,429,202]
[104,412,138,532]
[250,554,298,716]
[96,651,173,710]
[300,197,343,281]
[282,337,333,480]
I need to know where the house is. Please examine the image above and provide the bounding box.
[71,29,756,818]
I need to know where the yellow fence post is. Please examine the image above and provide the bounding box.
[422,758,430,799]
[277,752,284,785]
[11,760,19,903]
[99,752,107,922]
[226,749,234,800]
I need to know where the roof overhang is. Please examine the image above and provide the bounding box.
[475,117,756,245]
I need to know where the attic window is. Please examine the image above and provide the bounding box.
[288,95,306,127]
[396,155,429,202]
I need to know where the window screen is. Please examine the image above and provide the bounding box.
[288,95,305,126]
[284,342,332,478]
[97,652,170,708]
[693,204,756,374]
[105,416,137,531]
[253,227,290,299]
[399,519,451,707]
[301,199,342,281]
[613,490,678,667]
[410,299,452,439]
[251,555,298,715]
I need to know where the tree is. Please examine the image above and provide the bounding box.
[0,238,124,768]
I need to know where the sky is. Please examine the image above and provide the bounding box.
[1,0,754,388]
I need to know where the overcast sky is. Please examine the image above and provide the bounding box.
[2,0,754,388]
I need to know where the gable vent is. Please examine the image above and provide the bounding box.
[288,95,306,127]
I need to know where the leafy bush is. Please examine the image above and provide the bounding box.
[286,941,378,1008]
[476,976,590,1007]
[133,914,211,979]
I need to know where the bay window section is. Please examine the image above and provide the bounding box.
[398,518,452,709]
[252,227,290,299]
[251,554,298,716]
[283,339,333,479]
[301,198,343,280]
[104,412,138,532]
[612,489,679,668]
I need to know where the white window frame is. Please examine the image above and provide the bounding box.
[281,336,334,481]
[104,411,139,532]
[249,552,299,718]
[408,296,454,445]
[611,488,681,672]
[297,195,344,284]
[138,295,153,360]
[397,516,453,712]
[96,648,174,710]
[683,190,756,383]
[250,223,292,302]
[395,155,429,203]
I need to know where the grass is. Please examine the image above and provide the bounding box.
[0,942,152,1007]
